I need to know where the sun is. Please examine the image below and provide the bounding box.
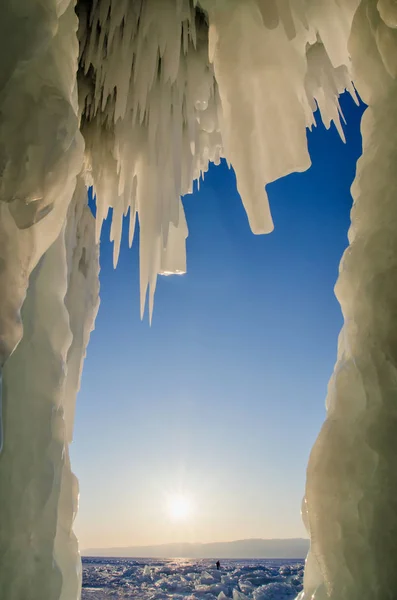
[167,494,192,521]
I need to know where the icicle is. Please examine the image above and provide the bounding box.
[79,0,221,316]
[77,0,361,317]
[111,202,123,268]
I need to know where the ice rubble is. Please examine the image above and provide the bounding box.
[0,0,396,599]
[81,558,303,599]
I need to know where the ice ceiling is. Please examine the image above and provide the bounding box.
[76,0,359,319]
[1,1,397,599]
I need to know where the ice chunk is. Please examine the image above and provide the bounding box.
[233,588,250,600]
[253,582,296,599]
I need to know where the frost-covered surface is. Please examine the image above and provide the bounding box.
[81,558,303,600]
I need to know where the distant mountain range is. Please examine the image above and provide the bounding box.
[83,538,309,559]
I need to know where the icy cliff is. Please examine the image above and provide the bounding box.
[0,0,396,599]
[0,4,97,597]
[301,3,397,599]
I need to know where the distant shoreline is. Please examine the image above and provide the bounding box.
[82,538,309,560]
[83,556,306,562]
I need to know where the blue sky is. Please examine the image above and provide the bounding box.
[72,94,365,550]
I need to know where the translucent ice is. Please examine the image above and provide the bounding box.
[0,177,99,600]
[78,0,220,317]
[299,3,397,599]
[77,0,357,315]
[1,2,396,600]
[0,0,83,370]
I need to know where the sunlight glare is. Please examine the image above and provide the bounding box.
[167,494,192,521]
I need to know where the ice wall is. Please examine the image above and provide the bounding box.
[54,179,100,600]
[0,1,96,599]
[0,179,98,600]
[0,212,71,600]
[0,0,84,442]
[300,2,397,599]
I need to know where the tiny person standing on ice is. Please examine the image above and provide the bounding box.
[216,560,220,570]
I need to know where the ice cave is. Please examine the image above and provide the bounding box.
[1,0,396,598]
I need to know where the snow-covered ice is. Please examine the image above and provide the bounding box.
[81,558,303,600]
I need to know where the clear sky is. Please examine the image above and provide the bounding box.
[71,94,365,551]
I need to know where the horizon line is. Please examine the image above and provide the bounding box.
[83,536,310,552]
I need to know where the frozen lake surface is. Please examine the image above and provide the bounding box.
[82,557,304,599]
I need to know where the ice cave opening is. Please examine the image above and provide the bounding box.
[1,1,397,599]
